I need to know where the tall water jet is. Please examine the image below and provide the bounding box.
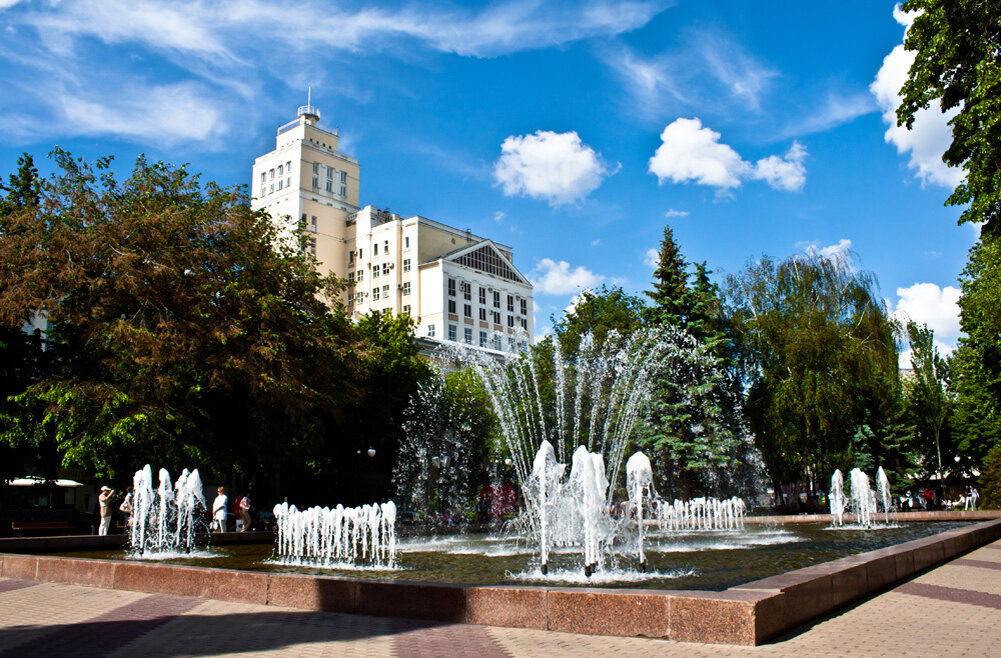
[830,470,846,527]
[128,465,206,556]
[473,329,690,573]
[876,467,892,523]
[849,468,877,528]
[626,451,653,571]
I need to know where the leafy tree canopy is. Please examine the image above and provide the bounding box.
[898,0,1001,238]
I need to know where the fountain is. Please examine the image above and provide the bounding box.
[272,501,398,568]
[473,328,730,576]
[829,467,894,528]
[128,465,207,556]
[653,496,746,531]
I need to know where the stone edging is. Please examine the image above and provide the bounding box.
[2,519,999,645]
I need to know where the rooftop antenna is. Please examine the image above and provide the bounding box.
[298,86,320,123]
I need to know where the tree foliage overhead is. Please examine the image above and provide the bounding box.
[897,0,1001,238]
[0,150,361,480]
[726,252,900,489]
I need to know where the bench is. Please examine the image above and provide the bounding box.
[10,521,75,536]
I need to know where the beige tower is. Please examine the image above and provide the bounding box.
[251,97,360,281]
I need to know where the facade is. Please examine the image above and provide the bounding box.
[251,103,533,353]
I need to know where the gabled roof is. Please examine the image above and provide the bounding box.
[439,240,531,286]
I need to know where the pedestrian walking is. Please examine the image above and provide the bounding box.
[119,486,133,530]
[239,494,251,532]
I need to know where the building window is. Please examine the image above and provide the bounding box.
[309,237,316,256]
[479,287,486,305]
[479,331,487,347]
[260,172,266,192]
[269,184,274,194]
[520,318,528,330]
[372,287,380,300]
[464,304,472,318]
[382,263,390,276]
[448,278,456,296]
[382,284,389,297]
[493,291,501,308]
[402,282,411,295]
[464,327,472,345]
[269,169,275,180]
[374,243,379,255]
[448,325,457,341]
[508,336,515,350]
[402,304,411,315]
[311,216,317,233]
[347,293,354,305]
[479,308,486,321]
[427,324,435,338]
[508,315,514,327]
[493,335,502,350]
[348,272,355,284]
[463,282,471,301]
[405,236,410,249]
[357,270,364,282]
[277,164,283,177]
[384,240,389,252]
[520,298,528,315]
[507,295,514,312]
[278,179,283,190]
[373,267,380,278]
[403,258,411,272]
[448,299,456,314]
[349,250,355,264]
[358,248,363,259]
[492,311,501,324]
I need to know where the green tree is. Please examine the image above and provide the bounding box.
[897,0,1001,238]
[0,153,41,216]
[550,285,645,356]
[951,237,1001,462]
[0,150,360,482]
[903,322,953,491]
[726,252,900,495]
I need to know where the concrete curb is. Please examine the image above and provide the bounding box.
[2,519,1000,645]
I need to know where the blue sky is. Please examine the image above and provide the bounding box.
[0,1,973,359]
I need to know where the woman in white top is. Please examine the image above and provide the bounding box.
[212,486,228,532]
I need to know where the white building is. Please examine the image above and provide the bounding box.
[251,101,533,353]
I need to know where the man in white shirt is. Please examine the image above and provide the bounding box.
[98,486,113,535]
[212,486,228,532]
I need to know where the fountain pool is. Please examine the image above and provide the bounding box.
[37,521,970,591]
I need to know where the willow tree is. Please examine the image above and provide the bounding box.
[726,252,900,495]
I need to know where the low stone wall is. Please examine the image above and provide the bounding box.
[2,519,1000,645]
[0,530,273,553]
[744,509,1001,525]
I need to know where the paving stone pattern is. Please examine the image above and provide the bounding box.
[2,541,1001,657]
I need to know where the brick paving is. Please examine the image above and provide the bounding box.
[2,541,1001,657]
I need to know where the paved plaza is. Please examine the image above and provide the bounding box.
[2,540,1000,657]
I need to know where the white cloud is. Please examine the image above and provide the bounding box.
[644,248,659,268]
[870,5,963,188]
[752,141,807,191]
[665,209,689,217]
[892,282,962,340]
[782,91,876,138]
[494,211,506,223]
[14,0,667,60]
[806,238,852,260]
[649,117,806,192]
[590,239,602,246]
[530,258,604,295]
[494,131,614,206]
[649,118,749,188]
[58,81,225,143]
[695,32,777,111]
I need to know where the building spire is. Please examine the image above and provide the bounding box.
[298,86,320,124]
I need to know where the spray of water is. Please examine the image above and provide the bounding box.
[272,501,398,568]
[128,465,207,557]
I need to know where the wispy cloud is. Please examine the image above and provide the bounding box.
[780,90,877,138]
[694,30,777,111]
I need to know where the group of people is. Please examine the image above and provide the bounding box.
[210,486,253,532]
[95,484,254,535]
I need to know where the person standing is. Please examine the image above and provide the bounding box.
[98,486,114,536]
[119,486,133,530]
[212,486,228,533]
[239,494,251,532]
[970,487,981,511]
